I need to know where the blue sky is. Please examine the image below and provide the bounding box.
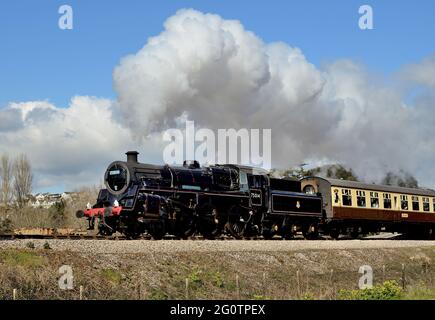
[1,0,435,108]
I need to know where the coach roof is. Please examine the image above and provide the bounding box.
[320,177,435,197]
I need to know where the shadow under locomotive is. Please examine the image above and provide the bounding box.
[76,151,324,240]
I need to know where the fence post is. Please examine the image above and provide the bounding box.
[262,272,266,297]
[236,274,240,300]
[296,270,301,299]
[305,273,309,294]
[424,262,429,275]
[185,278,189,300]
[79,285,84,300]
[401,264,406,290]
[328,269,335,299]
[138,283,142,300]
[12,289,17,301]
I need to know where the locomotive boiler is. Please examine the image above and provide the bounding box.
[77,151,324,239]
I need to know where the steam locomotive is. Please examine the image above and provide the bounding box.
[76,151,324,239]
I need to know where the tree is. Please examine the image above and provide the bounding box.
[0,154,12,206]
[272,163,359,181]
[50,199,66,227]
[320,164,359,181]
[333,165,358,181]
[381,171,418,188]
[13,154,33,207]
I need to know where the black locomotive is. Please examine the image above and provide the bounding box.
[77,151,323,239]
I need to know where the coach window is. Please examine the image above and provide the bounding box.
[433,198,435,212]
[333,189,340,203]
[383,193,392,209]
[423,198,430,212]
[370,192,379,208]
[412,196,420,211]
[400,195,409,210]
[342,189,352,206]
[304,185,316,195]
[356,190,366,207]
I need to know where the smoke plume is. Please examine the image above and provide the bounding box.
[113,9,435,188]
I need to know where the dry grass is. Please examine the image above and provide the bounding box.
[0,246,433,300]
[0,187,99,231]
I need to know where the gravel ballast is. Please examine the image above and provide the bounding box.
[0,239,434,253]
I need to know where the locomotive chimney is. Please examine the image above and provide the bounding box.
[126,151,139,163]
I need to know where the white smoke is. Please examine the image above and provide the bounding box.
[113,9,435,188]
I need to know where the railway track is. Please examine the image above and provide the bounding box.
[0,226,417,241]
[0,233,127,240]
[0,231,407,241]
[0,233,245,241]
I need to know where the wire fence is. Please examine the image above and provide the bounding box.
[4,261,434,300]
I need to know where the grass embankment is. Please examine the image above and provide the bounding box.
[0,246,434,300]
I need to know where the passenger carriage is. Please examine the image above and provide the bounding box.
[301,177,435,239]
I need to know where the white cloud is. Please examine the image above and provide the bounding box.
[399,55,435,89]
[0,96,163,191]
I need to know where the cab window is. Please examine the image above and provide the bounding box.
[239,171,249,192]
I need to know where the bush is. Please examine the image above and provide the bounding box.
[49,200,66,228]
[338,280,403,300]
[25,242,35,249]
[0,249,44,268]
[0,216,13,233]
[302,292,315,300]
[148,288,169,300]
[212,272,224,288]
[101,268,122,285]
[188,269,203,285]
